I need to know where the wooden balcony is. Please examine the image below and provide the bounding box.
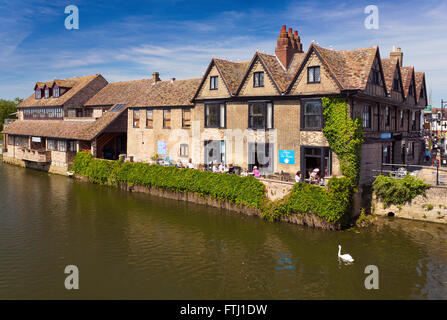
[21,148,52,163]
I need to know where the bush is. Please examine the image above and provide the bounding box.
[372,174,431,208]
[267,176,354,224]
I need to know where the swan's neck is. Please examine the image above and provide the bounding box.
[338,247,341,257]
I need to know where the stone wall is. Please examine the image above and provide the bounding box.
[372,187,447,224]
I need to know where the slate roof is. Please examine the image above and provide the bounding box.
[19,74,107,108]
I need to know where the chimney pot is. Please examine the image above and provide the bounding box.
[275,25,303,68]
[152,72,160,83]
[390,47,403,68]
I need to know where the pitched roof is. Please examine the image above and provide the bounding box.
[257,52,288,92]
[312,44,379,90]
[134,78,201,107]
[1,105,127,141]
[415,72,426,101]
[19,74,107,108]
[381,58,397,93]
[213,59,250,95]
[400,66,415,97]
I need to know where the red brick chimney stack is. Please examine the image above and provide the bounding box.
[275,25,303,69]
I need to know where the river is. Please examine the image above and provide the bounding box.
[0,162,446,299]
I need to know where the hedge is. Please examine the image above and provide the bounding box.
[72,152,267,208]
[266,176,354,224]
[372,174,431,208]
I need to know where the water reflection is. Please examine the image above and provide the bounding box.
[0,162,446,299]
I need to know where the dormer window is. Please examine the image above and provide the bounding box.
[371,69,380,85]
[45,88,50,99]
[53,87,60,98]
[393,78,399,91]
[409,83,414,96]
[420,89,424,99]
[210,76,218,90]
[35,89,41,99]
[253,72,264,87]
[307,66,320,83]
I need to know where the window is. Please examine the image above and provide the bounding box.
[133,109,140,128]
[58,140,66,152]
[210,76,218,90]
[302,147,332,179]
[53,87,60,98]
[15,136,29,147]
[35,89,41,99]
[385,106,390,126]
[48,139,56,151]
[307,66,320,83]
[146,109,153,128]
[7,136,14,146]
[253,72,264,87]
[68,141,76,152]
[182,108,191,128]
[45,88,50,99]
[163,109,171,128]
[302,99,322,129]
[393,78,399,91]
[407,142,415,160]
[84,109,93,117]
[179,144,189,158]
[411,111,416,131]
[23,107,63,119]
[248,102,273,129]
[409,83,414,96]
[372,69,380,85]
[400,110,404,127]
[420,89,424,99]
[362,105,371,128]
[205,103,225,128]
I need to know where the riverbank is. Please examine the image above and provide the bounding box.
[71,152,351,230]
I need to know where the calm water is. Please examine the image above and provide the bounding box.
[0,162,446,299]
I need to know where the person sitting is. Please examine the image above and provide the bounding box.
[212,163,219,173]
[228,163,235,174]
[253,166,261,178]
[241,169,249,177]
[187,158,195,169]
[295,171,302,183]
[218,162,225,173]
[310,168,320,184]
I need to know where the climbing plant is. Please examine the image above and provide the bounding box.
[321,97,364,186]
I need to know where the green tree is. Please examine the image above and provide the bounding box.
[0,97,22,140]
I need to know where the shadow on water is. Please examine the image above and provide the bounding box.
[0,162,446,299]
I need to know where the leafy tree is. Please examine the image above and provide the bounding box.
[0,97,22,140]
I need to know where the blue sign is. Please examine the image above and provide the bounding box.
[279,150,295,164]
[157,140,167,155]
[380,133,392,139]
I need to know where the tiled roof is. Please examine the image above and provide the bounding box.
[400,66,415,97]
[134,78,201,107]
[19,74,107,108]
[381,58,397,93]
[87,78,201,108]
[257,52,288,92]
[214,59,250,95]
[415,72,425,101]
[2,105,127,141]
[312,44,378,90]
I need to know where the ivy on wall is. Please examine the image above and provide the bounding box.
[321,97,364,186]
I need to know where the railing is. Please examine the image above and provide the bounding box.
[369,162,447,186]
[22,148,52,163]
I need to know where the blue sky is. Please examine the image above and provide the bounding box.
[0,0,446,105]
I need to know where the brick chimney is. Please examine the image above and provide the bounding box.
[152,72,161,83]
[275,25,303,69]
[390,46,403,67]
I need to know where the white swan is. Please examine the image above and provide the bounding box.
[338,245,354,262]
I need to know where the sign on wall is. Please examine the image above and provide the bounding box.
[157,140,167,155]
[279,150,295,164]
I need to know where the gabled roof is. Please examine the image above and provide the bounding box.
[20,74,107,108]
[1,104,128,141]
[401,66,416,98]
[415,72,427,103]
[193,58,250,99]
[312,44,380,91]
[86,77,201,108]
[381,58,404,98]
